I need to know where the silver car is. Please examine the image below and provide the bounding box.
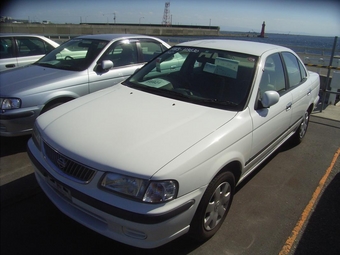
[0,34,170,137]
[0,33,59,72]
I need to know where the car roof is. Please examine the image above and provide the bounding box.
[178,39,290,56]
[74,34,161,42]
[0,33,48,38]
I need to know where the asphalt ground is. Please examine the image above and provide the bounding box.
[1,103,339,254]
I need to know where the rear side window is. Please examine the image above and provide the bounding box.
[0,38,15,59]
[282,52,305,88]
[139,41,165,62]
[16,37,52,57]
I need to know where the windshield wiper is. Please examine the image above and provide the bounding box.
[123,83,192,99]
[34,63,56,68]
[156,88,192,99]
[124,82,239,107]
[195,98,239,106]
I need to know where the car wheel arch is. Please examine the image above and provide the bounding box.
[189,162,241,242]
[290,103,314,145]
[40,97,75,114]
[220,161,242,184]
[192,160,242,214]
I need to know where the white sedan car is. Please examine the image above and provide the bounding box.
[28,40,320,248]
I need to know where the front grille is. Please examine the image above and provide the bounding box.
[44,142,96,183]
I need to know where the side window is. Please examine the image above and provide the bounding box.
[139,41,164,62]
[259,53,286,98]
[298,58,307,80]
[16,37,47,57]
[282,52,304,88]
[45,41,56,54]
[0,38,15,59]
[101,41,137,68]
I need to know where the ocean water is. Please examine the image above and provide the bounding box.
[161,33,340,56]
[232,33,339,55]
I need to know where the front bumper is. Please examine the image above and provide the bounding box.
[27,139,203,248]
[0,106,41,137]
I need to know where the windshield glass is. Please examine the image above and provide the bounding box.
[125,46,258,111]
[35,39,109,71]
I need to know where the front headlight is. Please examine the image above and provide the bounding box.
[143,180,178,203]
[101,173,178,203]
[0,98,21,110]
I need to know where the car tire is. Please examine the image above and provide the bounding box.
[190,171,235,242]
[40,102,64,114]
[291,109,310,145]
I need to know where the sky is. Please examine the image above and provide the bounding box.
[1,0,339,37]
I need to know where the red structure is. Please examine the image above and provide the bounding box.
[258,21,266,38]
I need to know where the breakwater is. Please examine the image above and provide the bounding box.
[0,23,220,37]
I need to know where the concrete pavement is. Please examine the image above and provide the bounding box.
[312,100,340,121]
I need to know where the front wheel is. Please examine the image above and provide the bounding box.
[40,101,67,115]
[190,171,235,242]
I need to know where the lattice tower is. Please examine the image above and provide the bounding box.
[162,2,171,26]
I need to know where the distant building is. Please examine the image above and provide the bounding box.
[1,16,30,24]
[1,16,13,23]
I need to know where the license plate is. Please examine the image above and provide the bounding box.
[47,176,72,200]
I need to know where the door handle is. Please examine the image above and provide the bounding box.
[307,89,312,96]
[286,102,292,111]
[5,64,16,68]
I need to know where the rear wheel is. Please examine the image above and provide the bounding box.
[190,171,235,242]
[292,109,310,144]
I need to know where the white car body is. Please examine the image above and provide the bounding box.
[28,40,320,248]
[0,33,59,71]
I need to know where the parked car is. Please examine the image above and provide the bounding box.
[0,34,170,136]
[0,33,59,71]
[27,40,320,248]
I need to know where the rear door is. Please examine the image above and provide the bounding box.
[281,52,310,126]
[0,37,18,71]
[15,37,52,68]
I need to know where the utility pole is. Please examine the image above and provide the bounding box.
[162,2,171,26]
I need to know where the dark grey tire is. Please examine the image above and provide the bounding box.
[40,102,64,114]
[190,171,235,242]
[292,109,310,145]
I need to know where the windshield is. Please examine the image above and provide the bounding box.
[35,39,109,71]
[124,46,258,111]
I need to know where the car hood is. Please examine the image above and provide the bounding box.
[39,85,237,178]
[0,65,82,96]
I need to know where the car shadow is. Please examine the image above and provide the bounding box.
[310,115,340,129]
[0,173,208,255]
[0,135,31,157]
[235,137,295,193]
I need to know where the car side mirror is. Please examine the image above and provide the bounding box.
[261,91,280,108]
[101,60,114,70]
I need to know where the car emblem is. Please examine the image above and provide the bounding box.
[57,157,67,169]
